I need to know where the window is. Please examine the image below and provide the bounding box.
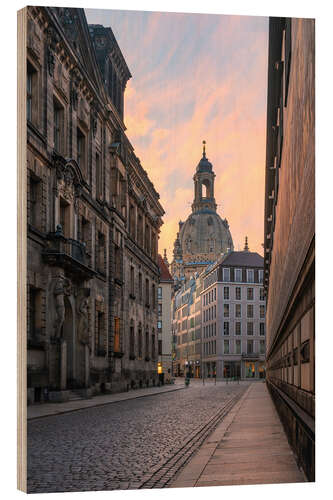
[247,288,254,300]
[27,61,37,124]
[157,320,162,331]
[95,309,105,356]
[224,287,229,300]
[260,288,265,301]
[158,286,162,299]
[260,340,265,354]
[145,329,149,359]
[60,198,70,238]
[260,323,265,336]
[139,272,142,301]
[158,303,162,315]
[114,317,120,352]
[247,340,253,354]
[260,305,265,318]
[224,340,229,354]
[152,331,156,360]
[77,127,86,171]
[158,339,162,356]
[129,320,135,358]
[224,322,229,336]
[223,268,230,282]
[214,288,216,300]
[53,98,64,153]
[97,232,105,274]
[235,304,241,318]
[235,339,241,354]
[235,287,241,300]
[259,270,264,283]
[235,268,242,282]
[130,266,135,296]
[29,286,42,339]
[145,278,150,306]
[96,152,102,199]
[224,304,229,317]
[138,325,142,358]
[247,322,253,336]
[235,322,241,335]
[247,269,254,283]
[29,175,41,229]
[247,304,254,318]
[152,284,156,309]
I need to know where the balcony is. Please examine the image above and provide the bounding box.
[42,226,96,280]
[242,352,262,360]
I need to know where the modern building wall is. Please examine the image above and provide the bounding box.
[264,17,315,481]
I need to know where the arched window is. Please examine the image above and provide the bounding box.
[201,179,211,198]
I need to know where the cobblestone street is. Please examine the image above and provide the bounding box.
[27,381,248,493]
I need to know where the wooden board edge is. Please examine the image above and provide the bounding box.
[17,6,27,494]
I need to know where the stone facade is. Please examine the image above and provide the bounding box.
[26,7,164,404]
[157,254,173,383]
[172,247,266,380]
[171,142,234,283]
[264,18,315,481]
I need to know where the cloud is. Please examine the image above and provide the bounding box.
[86,9,268,261]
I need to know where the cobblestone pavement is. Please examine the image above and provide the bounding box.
[27,381,248,493]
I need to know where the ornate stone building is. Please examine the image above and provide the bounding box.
[171,142,234,283]
[26,6,164,403]
[264,18,315,481]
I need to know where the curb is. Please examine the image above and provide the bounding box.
[28,386,185,421]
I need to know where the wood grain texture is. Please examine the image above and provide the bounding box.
[17,6,27,493]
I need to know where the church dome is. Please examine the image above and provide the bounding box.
[180,211,233,257]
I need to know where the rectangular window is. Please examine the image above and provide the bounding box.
[247,322,253,336]
[247,339,253,354]
[224,322,229,336]
[145,278,150,306]
[224,287,229,300]
[224,304,229,317]
[96,152,102,199]
[224,339,229,354]
[235,287,241,300]
[151,333,156,360]
[53,98,64,153]
[247,269,254,283]
[60,198,70,238]
[97,232,105,274]
[247,288,254,300]
[259,269,264,283]
[247,304,254,318]
[29,176,41,229]
[260,305,265,318]
[139,272,142,301]
[235,304,241,318]
[235,339,241,354]
[158,303,162,315]
[214,288,216,300]
[223,268,230,282]
[260,323,265,336]
[260,288,265,301]
[77,127,86,171]
[158,339,162,356]
[152,284,156,309]
[27,61,37,124]
[260,340,265,354]
[114,317,120,352]
[130,266,135,296]
[157,320,162,331]
[235,322,241,335]
[158,286,162,299]
[235,268,242,282]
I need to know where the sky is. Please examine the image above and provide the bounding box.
[85,8,268,261]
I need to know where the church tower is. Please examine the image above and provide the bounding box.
[171,141,234,282]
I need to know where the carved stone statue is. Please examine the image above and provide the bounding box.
[77,289,90,350]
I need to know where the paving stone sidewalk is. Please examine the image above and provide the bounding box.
[170,382,306,488]
[28,382,185,420]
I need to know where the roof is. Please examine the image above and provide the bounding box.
[221,251,264,268]
[158,254,173,282]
